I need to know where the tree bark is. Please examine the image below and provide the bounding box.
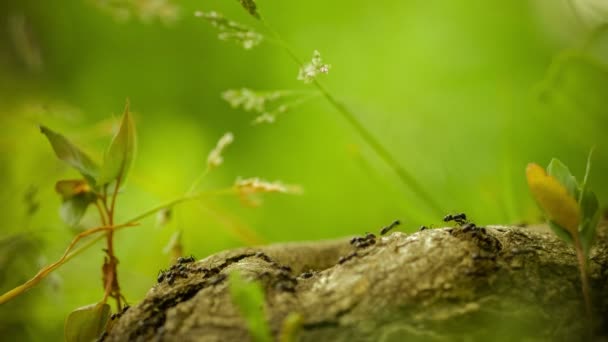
[104,224,608,342]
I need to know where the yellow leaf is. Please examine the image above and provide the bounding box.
[526,163,580,235]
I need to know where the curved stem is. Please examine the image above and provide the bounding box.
[260,20,443,216]
[0,188,235,306]
[104,178,123,309]
[0,222,137,305]
[125,188,237,224]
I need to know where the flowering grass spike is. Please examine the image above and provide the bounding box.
[195,11,263,50]
[298,50,331,84]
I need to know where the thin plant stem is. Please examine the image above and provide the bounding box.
[95,199,108,226]
[0,188,236,306]
[187,167,210,195]
[260,20,443,216]
[0,222,137,305]
[126,188,237,224]
[573,233,593,331]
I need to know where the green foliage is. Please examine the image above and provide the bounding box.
[548,220,574,244]
[41,103,136,227]
[578,150,601,255]
[59,194,95,228]
[579,193,600,254]
[533,152,601,255]
[40,126,100,185]
[55,180,96,228]
[98,103,137,187]
[40,125,100,227]
[2,0,608,340]
[229,272,271,342]
[546,159,579,199]
[64,302,110,342]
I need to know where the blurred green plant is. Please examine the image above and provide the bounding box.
[229,271,272,342]
[229,271,306,342]
[526,149,600,320]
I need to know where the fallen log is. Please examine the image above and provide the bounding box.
[104,224,608,341]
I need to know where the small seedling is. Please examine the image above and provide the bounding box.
[526,150,600,320]
[0,101,302,341]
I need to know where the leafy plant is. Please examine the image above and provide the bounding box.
[40,102,136,311]
[526,150,600,318]
[0,101,301,341]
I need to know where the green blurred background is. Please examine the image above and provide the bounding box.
[1,0,607,340]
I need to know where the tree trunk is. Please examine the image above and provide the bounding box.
[104,224,608,342]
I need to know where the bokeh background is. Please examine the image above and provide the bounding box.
[1,0,607,340]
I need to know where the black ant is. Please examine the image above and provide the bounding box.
[380,220,401,235]
[350,233,376,248]
[299,271,314,279]
[443,213,467,225]
[177,255,196,264]
[279,265,292,273]
[157,269,167,283]
[461,222,476,232]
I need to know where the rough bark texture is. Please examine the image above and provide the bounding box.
[104,224,608,342]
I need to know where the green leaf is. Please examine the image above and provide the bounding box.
[237,0,260,19]
[98,102,137,187]
[579,190,600,255]
[578,147,594,205]
[229,271,271,342]
[60,194,95,227]
[546,158,579,199]
[64,302,111,342]
[40,126,100,184]
[548,220,573,245]
[577,148,599,255]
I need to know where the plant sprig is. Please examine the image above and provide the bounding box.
[526,149,600,321]
[1,100,302,341]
